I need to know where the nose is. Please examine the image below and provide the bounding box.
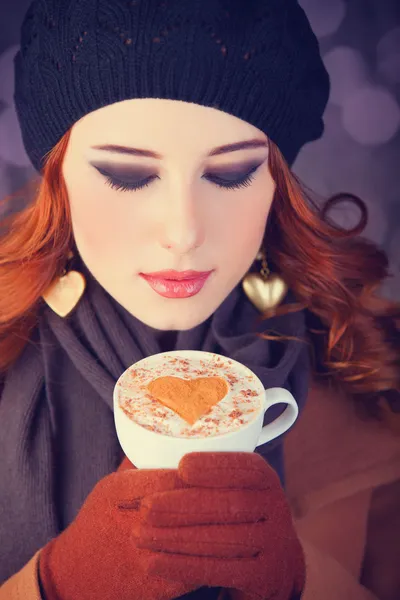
[160,186,205,254]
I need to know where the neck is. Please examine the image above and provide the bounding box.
[153,329,179,353]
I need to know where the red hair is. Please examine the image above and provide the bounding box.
[0,130,73,368]
[0,130,399,421]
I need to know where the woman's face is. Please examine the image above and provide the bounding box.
[62,98,275,330]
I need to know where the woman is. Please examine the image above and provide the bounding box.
[1,0,399,599]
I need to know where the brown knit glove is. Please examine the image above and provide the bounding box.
[38,457,203,600]
[134,452,305,600]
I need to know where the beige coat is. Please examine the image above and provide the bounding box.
[2,380,400,599]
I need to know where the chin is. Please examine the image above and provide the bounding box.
[126,294,222,331]
[137,307,212,331]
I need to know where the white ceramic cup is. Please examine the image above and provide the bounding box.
[113,350,299,469]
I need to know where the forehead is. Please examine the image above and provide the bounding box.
[67,97,267,161]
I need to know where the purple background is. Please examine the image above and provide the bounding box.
[0,0,399,299]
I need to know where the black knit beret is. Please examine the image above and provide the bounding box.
[14,0,330,172]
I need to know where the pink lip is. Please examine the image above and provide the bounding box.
[139,270,213,299]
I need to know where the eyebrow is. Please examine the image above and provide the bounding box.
[90,138,268,159]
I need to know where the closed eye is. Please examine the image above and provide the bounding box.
[96,163,262,193]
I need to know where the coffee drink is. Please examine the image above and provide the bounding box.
[116,352,263,438]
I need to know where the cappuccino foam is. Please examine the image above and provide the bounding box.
[116,353,262,438]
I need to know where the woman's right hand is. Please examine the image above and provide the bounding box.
[38,460,199,600]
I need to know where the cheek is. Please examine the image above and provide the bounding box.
[228,202,269,240]
[217,187,273,264]
[68,183,141,260]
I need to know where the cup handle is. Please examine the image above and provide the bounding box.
[255,387,299,447]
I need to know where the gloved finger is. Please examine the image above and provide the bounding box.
[135,521,265,559]
[97,469,185,510]
[146,551,261,593]
[141,487,271,527]
[178,452,281,490]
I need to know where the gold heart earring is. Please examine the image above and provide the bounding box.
[242,247,288,313]
[42,251,86,317]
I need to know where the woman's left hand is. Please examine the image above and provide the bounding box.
[134,452,305,600]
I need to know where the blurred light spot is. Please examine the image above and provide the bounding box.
[299,0,346,38]
[342,86,400,145]
[323,47,368,107]
[0,106,32,167]
[0,45,19,105]
[377,27,400,84]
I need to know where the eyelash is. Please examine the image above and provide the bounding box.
[103,166,259,193]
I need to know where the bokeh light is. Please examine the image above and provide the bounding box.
[342,86,400,145]
[299,0,346,38]
[323,46,369,108]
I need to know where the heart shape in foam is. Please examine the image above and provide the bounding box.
[147,376,229,426]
